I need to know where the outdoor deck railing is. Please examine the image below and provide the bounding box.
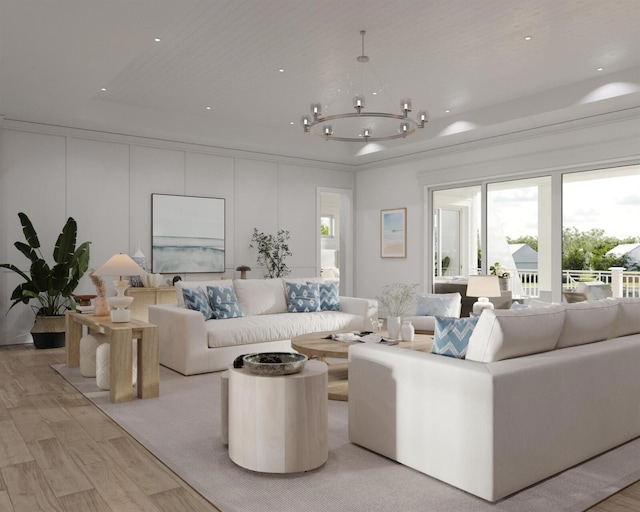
[510,269,640,298]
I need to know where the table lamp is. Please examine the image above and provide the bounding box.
[94,253,145,322]
[466,275,501,316]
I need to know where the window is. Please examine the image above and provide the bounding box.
[320,215,335,237]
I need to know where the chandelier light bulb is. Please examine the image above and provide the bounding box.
[400,121,410,136]
[323,125,333,138]
[301,115,311,132]
[417,110,429,127]
[353,94,365,113]
[311,103,322,117]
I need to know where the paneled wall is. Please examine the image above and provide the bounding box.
[0,123,354,345]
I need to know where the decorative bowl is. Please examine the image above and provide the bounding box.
[242,352,308,376]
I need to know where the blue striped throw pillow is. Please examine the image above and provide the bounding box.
[431,316,479,359]
[182,287,214,320]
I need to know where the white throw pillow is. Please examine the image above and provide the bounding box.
[555,299,619,349]
[610,297,640,338]
[465,304,566,363]
[175,279,233,306]
[415,293,461,317]
[233,278,288,316]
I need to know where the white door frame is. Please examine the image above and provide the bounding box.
[317,187,354,297]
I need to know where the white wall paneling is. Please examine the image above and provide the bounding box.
[0,124,355,345]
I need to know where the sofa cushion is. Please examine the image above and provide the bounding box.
[610,297,640,338]
[285,282,321,312]
[466,304,566,363]
[207,286,244,319]
[175,279,233,306]
[315,281,340,311]
[205,311,363,348]
[555,299,619,349]
[431,316,478,359]
[181,287,213,320]
[415,293,461,317]
[233,279,287,316]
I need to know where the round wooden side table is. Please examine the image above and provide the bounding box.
[228,359,328,473]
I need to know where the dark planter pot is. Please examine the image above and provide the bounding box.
[32,331,66,349]
[31,315,66,349]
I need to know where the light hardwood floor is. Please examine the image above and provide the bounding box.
[0,344,220,512]
[0,343,639,511]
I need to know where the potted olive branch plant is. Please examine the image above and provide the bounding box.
[376,283,419,339]
[249,228,292,278]
[1,212,91,348]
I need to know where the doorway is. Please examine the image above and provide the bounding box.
[317,188,353,296]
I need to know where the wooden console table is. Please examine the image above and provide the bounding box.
[65,311,159,403]
[124,286,177,321]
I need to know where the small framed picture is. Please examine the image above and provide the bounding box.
[380,208,407,258]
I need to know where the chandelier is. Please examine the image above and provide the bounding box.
[301,30,428,142]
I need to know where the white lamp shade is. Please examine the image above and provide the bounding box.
[94,253,144,278]
[466,275,501,298]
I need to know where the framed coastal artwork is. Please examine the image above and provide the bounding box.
[380,207,407,258]
[151,194,225,273]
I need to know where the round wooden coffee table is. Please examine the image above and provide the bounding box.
[291,331,432,401]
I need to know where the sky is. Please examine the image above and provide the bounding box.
[490,170,640,241]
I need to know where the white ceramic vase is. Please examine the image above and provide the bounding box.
[387,316,402,340]
[401,320,415,342]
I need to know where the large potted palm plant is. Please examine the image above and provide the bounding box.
[1,213,91,348]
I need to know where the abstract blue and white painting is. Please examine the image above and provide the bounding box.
[152,194,225,273]
[381,208,406,258]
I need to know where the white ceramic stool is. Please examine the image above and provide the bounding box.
[80,333,108,377]
[96,339,138,391]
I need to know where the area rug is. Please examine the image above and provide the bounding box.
[53,364,640,512]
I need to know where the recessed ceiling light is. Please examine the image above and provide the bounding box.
[154,38,161,42]
[445,109,450,113]
[372,91,378,95]
[524,35,532,41]
[278,68,285,73]
[289,121,295,125]
[100,87,107,92]
[205,106,212,110]
[597,67,604,71]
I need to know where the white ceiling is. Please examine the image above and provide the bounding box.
[1,0,639,167]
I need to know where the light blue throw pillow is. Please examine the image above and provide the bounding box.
[285,282,321,313]
[182,287,214,320]
[510,302,529,309]
[312,281,340,311]
[416,294,460,316]
[207,286,244,319]
[431,316,479,359]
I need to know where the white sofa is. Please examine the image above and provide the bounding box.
[348,297,640,502]
[148,277,377,375]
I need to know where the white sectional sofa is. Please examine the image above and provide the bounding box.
[148,277,377,375]
[348,297,640,502]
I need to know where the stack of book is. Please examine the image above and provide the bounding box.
[76,304,95,314]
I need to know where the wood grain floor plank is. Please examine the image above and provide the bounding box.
[1,460,63,512]
[150,487,221,512]
[0,420,35,468]
[8,406,56,443]
[98,436,181,496]
[26,437,93,498]
[0,490,15,512]
[57,488,112,512]
[81,458,162,512]
[66,404,125,442]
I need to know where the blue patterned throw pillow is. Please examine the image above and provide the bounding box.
[207,286,244,319]
[312,281,340,311]
[182,287,214,320]
[431,316,479,359]
[285,282,321,313]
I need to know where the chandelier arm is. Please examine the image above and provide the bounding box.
[309,112,412,124]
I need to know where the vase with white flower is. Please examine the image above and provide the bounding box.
[489,262,510,291]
